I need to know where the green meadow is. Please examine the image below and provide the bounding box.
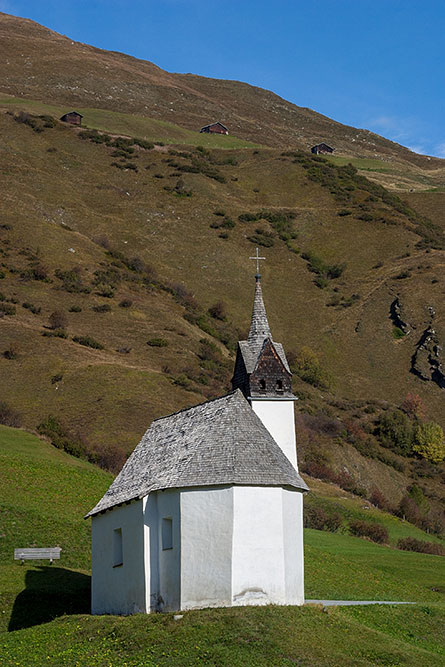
[0,94,260,148]
[1,426,444,665]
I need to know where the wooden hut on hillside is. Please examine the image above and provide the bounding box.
[311,143,334,155]
[60,111,83,126]
[200,121,229,135]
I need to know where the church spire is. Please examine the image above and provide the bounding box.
[232,251,293,399]
[247,274,272,345]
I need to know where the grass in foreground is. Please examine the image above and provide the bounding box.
[1,428,445,665]
[1,598,444,666]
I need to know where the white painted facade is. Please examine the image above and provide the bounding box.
[92,481,304,614]
[250,398,298,469]
[91,500,146,615]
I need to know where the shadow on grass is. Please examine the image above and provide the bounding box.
[8,566,90,631]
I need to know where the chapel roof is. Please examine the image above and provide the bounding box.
[86,389,308,517]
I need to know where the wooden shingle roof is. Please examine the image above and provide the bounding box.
[86,389,307,517]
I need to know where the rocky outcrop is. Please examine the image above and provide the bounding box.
[411,306,445,388]
[390,297,411,334]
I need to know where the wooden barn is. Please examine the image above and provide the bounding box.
[200,121,229,135]
[311,143,334,155]
[60,111,83,126]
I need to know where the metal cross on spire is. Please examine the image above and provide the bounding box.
[249,247,266,276]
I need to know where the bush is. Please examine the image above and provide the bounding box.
[146,338,169,347]
[37,416,87,460]
[247,231,275,247]
[0,303,16,316]
[292,346,332,389]
[69,305,82,313]
[413,421,445,463]
[92,304,112,313]
[0,401,21,427]
[72,336,104,350]
[55,268,90,294]
[3,343,19,360]
[49,310,68,330]
[208,301,227,321]
[349,520,388,544]
[369,486,391,512]
[303,505,342,532]
[397,537,445,556]
[31,264,48,281]
[401,393,426,420]
[42,329,68,339]
[378,410,414,456]
[22,302,41,314]
[119,299,133,308]
[397,495,422,525]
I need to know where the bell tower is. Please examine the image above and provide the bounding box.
[231,251,299,469]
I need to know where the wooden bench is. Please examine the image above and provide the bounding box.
[14,547,61,565]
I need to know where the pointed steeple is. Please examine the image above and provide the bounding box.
[247,275,272,345]
[232,268,293,399]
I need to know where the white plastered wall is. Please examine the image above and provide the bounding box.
[180,486,233,610]
[282,489,304,604]
[231,486,285,605]
[250,399,298,469]
[155,489,181,612]
[91,500,146,615]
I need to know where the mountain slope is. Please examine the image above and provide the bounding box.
[1,11,445,170]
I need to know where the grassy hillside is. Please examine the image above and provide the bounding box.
[1,426,444,666]
[0,101,445,518]
[1,11,445,170]
[0,424,112,567]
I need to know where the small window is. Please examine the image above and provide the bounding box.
[259,379,266,392]
[113,528,123,567]
[276,379,283,392]
[162,518,173,550]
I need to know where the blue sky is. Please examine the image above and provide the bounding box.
[2,0,444,157]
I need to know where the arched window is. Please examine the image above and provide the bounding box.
[276,379,283,392]
[259,379,266,392]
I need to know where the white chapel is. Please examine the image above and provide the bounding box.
[86,266,309,614]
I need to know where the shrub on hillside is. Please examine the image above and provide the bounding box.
[303,505,342,532]
[72,335,104,350]
[413,421,445,463]
[0,303,16,316]
[119,299,132,308]
[42,329,68,339]
[37,416,88,460]
[49,310,68,330]
[146,338,168,347]
[401,393,426,420]
[397,537,445,556]
[397,494,422,526]
[3,343,19,360]
[292,346,333,390]
[92,304,112,313]
[378,409,414,456]
[349,520,389,544]
[0,401,21,427]
[208,301,227,321]
[302,461,365,497]
[369,486,391,512]
[55,268,90,294]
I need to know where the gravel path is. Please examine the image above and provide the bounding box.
[306,600,415,606]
